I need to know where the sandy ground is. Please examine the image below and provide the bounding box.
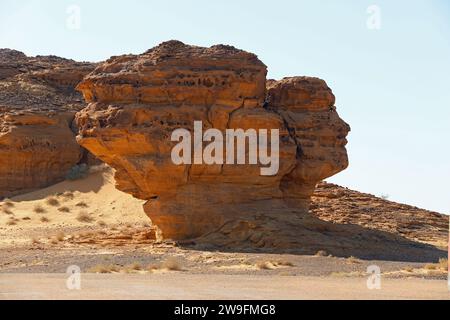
[0,168,448,300]
[1,274,449,300]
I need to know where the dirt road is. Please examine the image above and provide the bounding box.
[1,274,449,300]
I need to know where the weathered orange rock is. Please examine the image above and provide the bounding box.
[75,41,350,243]
[73,41,447,259]
[0,49,96,197]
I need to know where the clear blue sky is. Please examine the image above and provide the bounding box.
[1,0,449,213]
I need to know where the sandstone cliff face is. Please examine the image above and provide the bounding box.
[0,49,96,197]
[76,41,351,243]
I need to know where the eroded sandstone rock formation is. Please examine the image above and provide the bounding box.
[75,41,350,242]
[0,49,96,197]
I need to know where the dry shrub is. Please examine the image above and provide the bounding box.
[126,263,142,272]
[58,206,71,213]
[315,250,328,257]
[61,191,75,200]
[162,257,183,271]
[3,199,14,208]
[46,197,60,207]
[40,216,50,223]
[75,202,89,208]
[33,205,46,214]
[77,211,94,223]
[97,220,107,227]
[6,218,18,226]
[2,207,13,215]
[346,256,361,264]
[55,232,65,241]
[88,264,120,274]
[22,216,31,221]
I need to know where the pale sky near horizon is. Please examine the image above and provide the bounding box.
[1,0,449,214]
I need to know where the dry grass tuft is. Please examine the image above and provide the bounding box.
[33,205,46,214]
[46,197,60,207]
[55,232,65,242]
[58,206,71,213]
[315,250,328,257]
[162,257,184,271]
[2,207,14,215]
[40,216,50,223]
[76,211,94,223]
[6,218,18,226]
[88,264,120,274]
[22,216,31,220]
[3,199,15,208]
[75,202,89,208]
[125,263,143,272]
[97,220,107,227]
[61,191,75,200]
[346,256,361,264]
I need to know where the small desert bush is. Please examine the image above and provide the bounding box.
[88,264,120,274]
[6,218,18,226]
[426,258,449,271]
[126,263,143,272]
[2,207,13,215]
[75,202,89,208]
[58,206,71,213]
[315,250,328,257]
[46,197,60,207]
[346,256,361,264]
[66,164,89,181]
[162,257,183,271]
[55,232,65,241]
[33,205,46,214]
[97,220,107,227]
[76,211,94,223]
[22,216,31,221]
[40,216,50,223]
[256,261,273,270]
[61,191,75,200]
[3,199,15,208]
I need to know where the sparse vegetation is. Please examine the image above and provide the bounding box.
[61,191,75,200]
[33,205,46,214]
[22,216,31,220]
[40,216,50,223]
[425,258,448,271]
[97,220,107,227]
[346,256,361,264]
[58,206,71,213]
[162,257,184,271]
[3,199,15,208]
[55,232,65,241]
[75,202,89,208]
[2,207,13,215]
[76,211,94,223]
[6,218,18,226]
[315,250,328,257]
[126,263,143,271]
[87,264,120,274]
[46,197,60,207]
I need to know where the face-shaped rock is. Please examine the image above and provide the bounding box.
[75,41,350,244]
